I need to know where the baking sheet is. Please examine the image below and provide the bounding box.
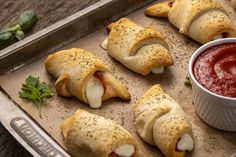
[1,0,236,157]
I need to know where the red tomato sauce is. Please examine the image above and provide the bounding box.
[193,43,236,98]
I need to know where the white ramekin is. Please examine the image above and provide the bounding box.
[189,38,236,131]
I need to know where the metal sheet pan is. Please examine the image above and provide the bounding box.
[0,0,236,156]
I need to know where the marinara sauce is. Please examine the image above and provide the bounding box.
[193,43,236,98]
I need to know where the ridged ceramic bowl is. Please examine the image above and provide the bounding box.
[189,38,236,131]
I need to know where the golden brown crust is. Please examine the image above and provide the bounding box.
[45,48,130,107]
[145,0,236,44]
[153,117,191,157]
[169,0,223,34]
[61,115,75,139]
[107,18,173,75]
[61,109,138,157]
[107,22,116,31]
[132,84,193,157]
[144,1,173,18]
[107,18,131,31]
[101,72,130,101]
[55,73,71,97]
[134,103,170,145]
[128,27,167,56]
[187,10,236,43]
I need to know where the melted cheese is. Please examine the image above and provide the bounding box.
[86,76,104,108]
[177,133,194,151]
[114,144,135,157]
[101,37,108,50]
[151,66,164,74]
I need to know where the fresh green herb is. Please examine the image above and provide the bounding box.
[0,9,37,50]
[0,32,15,49]
[19,75,53,118]
[15,30,25,40]
[184,77,192,87]
[18,9,37,31]
[0,24,21,34]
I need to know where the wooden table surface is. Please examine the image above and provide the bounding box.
[0,0,99,156]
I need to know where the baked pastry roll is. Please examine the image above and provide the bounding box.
[145,0,236,44]
[132,84,194,157]
[102,18,173,76]
[45,48,130,108]
[61,109,138,157]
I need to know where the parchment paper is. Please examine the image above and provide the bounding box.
[0,1,236,157]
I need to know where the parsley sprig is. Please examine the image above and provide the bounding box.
[19,75,53,118]
[184,77,192,87]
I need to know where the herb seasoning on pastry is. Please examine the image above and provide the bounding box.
[61,109,139,157]
[102,18,173,76]
[145,0,236,44]
[132,84,194,157]
[45,48,130,108]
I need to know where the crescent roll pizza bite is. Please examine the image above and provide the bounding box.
[101,18,173,76]
[132,84,194,157]
[61,109,139,157]
[45,48,130,108]
[145,0,236,44]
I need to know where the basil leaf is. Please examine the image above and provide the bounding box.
[18,10,37,31]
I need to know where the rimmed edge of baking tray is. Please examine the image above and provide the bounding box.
[0,87,70,157]
[0,0,155,156]
[0,0,155,75]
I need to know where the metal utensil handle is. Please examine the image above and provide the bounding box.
[11,117,66,157]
